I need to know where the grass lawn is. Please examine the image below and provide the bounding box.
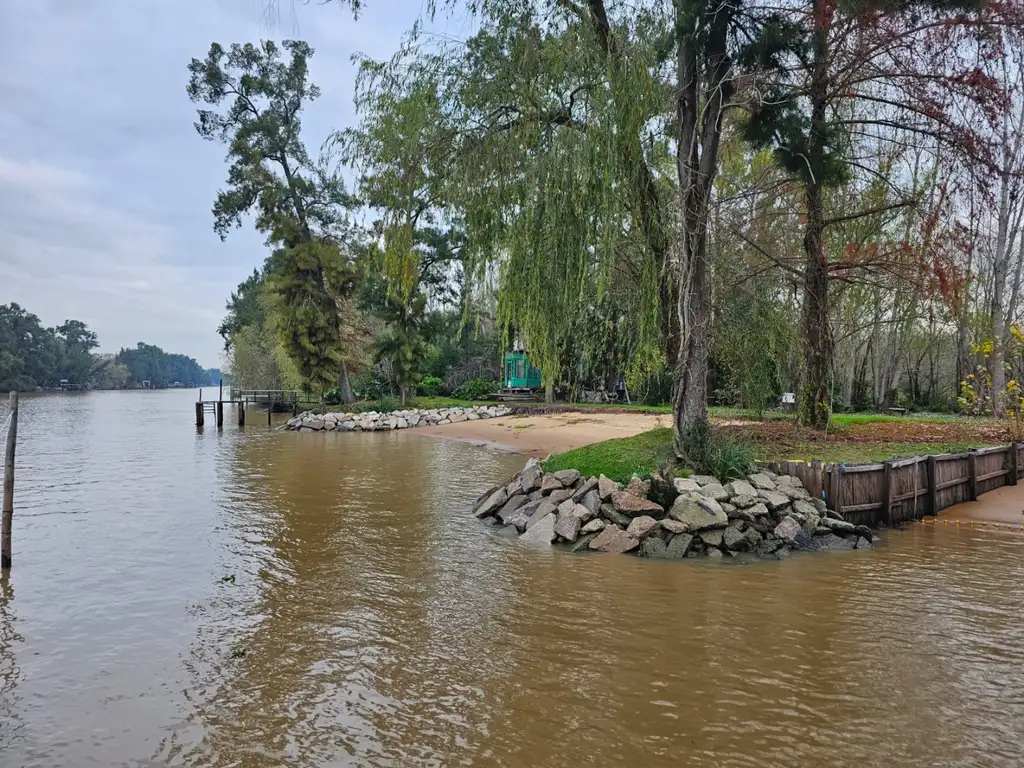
[541,428,677,483]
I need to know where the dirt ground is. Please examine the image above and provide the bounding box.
[410,411,669,458]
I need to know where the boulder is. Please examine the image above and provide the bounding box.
[525,504,557,530]
[692,474,719,487]
[813,498,829,515]
[578,489,602,516]
[727,479,757,498]
[822,517,856,534]
[743,527,763,549]
[853,525,873,543]
[855,536,872,549]
[547,488,575,505]
[570,503,595,523]
[519,513,556,545]
[581,518,606,535]
[818,533,856,550]
[673,477,701,493]
[554,512,583,542]
[726,506,756,524]
[661,518,688,534]
[639,537,669,558]
[502,504,541,532]
[699,529,724,547]
[572,477,599,502]
[308,419,325,430]
[540,475,564,493]
[473,484,502,510]
[780,484,811,500]
[598,474,621,500]
[519,460,543,493]
[624,475,651,498]
[706,547,724,560]
[777,474,803,488]
[496,494,530,520]
[775,546,791,559]
[732,494,758,509]
[600,503,633,528]
[793,499,819,519]
[610,491,664,518]
[626,515,660,540]
[759,490,791,511]
[773,516,822,551]
[665,533,694,558]
[701,484,731,502]
[747,472,777,490]
[588,526,640,554]
[552,469,581,486]
[496,525,520,537]
[723,526,747,551]
[648,472,678,509]
[668,496,729,532]
[474,488,508,518]
[756,537,783,556]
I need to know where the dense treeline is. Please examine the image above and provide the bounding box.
[195,0,1024,455]
[0,303,221,391]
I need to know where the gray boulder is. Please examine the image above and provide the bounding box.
[626,515,660,540]
[727,479,757,498]
[581,518,606,535]
[748,472,777,490]
[853,525,873,542]
[496,525,520,537]
[665,533,694,558]
[572,477,599,502]
[554,512,582,542]
[701,484,731,502]
[495,494,530,521]
[639,537,669,558]
[732,493,758,509]
[673,477,701,493]
[610,491,664,518]
[588,526,640,554]
[525,504,557,530]
[700,529,724,547]
[578,489,602,516]
[569,533,599,553]
[547,488,575,505]
[553,469,581,486]
[855,536,872,549]
[661,518,688,534]
[822,517,856,534]
[793,499,819,519]
[600,503,632,528]
[519,460,542,493]
[726,506,756,524]
[706,547,724,560]
[540,475,564,493]
[818,533,856,550]
[474,488,508,518]
[743,527,763,549]
[759,490,791,511]
[598,474,621,500]
[723,525,748,551]
[773,516,822,551]
[692,474,719,486]
[668,496,729,532]
[624,475,651,498]
[519,513,556,544]
[648,472,678,509]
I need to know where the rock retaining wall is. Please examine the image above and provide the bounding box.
[473,461,876,559]
[284,404,513,432]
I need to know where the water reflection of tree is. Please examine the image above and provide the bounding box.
[0,575,24,752]
[175,431,524,766]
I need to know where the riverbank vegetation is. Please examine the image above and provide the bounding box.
[196,2,1024,466]
[0,302,221,391]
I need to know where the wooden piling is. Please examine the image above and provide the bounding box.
[967,452,978,501]
[2,391,20,570]
[238,403,245,427]
[927,455,937,515]
[216,401,224,428]
[195,401,204,427]
[268,408,272,427]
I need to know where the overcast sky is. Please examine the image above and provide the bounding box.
[0,0,472,368]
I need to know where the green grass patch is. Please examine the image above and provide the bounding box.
[764,441,988,464]
[829,412,961,426]
[542,428,676,483]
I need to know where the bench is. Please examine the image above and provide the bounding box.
[887,407,908,416]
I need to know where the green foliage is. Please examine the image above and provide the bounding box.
[374,394,398,413]
[417,376,445,397]
[452,378,499,401]
[115,343,215,388]
[676,421,757,482]
[542,428,677,485]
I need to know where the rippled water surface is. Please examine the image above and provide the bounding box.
[2,390,1024,767]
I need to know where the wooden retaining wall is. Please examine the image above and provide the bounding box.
[766,443,1024,527]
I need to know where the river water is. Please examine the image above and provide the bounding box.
[2,390,1024,767]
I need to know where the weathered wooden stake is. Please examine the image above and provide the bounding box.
[268,408,272,427]
[238,403,245,427]
[881,461,892,526]
[218,379,223,402]
[1009,442,1018,486]
[967,452,978,501]
[216,401,224,428]
[195,401,204,427]
[2,391,20,570]
[927,455,937,515]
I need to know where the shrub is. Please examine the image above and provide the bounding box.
[677,421,757,482]
[452,378,500,400]
[324,388,342,406]
[417,376,446,397]
[374,395,398,413]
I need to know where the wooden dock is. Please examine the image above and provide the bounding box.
[195,385,319,428]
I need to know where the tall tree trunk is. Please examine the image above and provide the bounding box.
[338,360,355,404]
[671,0,730,457]
[800,180,832,427]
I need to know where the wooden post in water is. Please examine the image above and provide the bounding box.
[881,461,892,526]
[927,455,938,515]
[218,379,223,402]
[238,402,245,427]
[967,452,978,501]
[2,391,20,570]
[195,401,204,427]
[216,401,224,428]
[268,407,272,427]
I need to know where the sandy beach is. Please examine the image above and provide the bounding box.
[410,410,668,458]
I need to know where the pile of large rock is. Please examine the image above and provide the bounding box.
[284,404,512,432]
[472,461,875,560]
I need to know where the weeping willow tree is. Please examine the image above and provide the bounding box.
[335,0,757,457]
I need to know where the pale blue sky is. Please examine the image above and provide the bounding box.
[0,0,474,368]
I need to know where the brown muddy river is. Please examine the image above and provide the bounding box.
[2,390,1024,767]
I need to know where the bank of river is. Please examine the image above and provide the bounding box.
[2,389,1024,766]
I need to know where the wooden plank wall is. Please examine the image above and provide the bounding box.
[766,442,1022,527]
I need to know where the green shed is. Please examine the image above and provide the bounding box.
[503,351,542,390]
